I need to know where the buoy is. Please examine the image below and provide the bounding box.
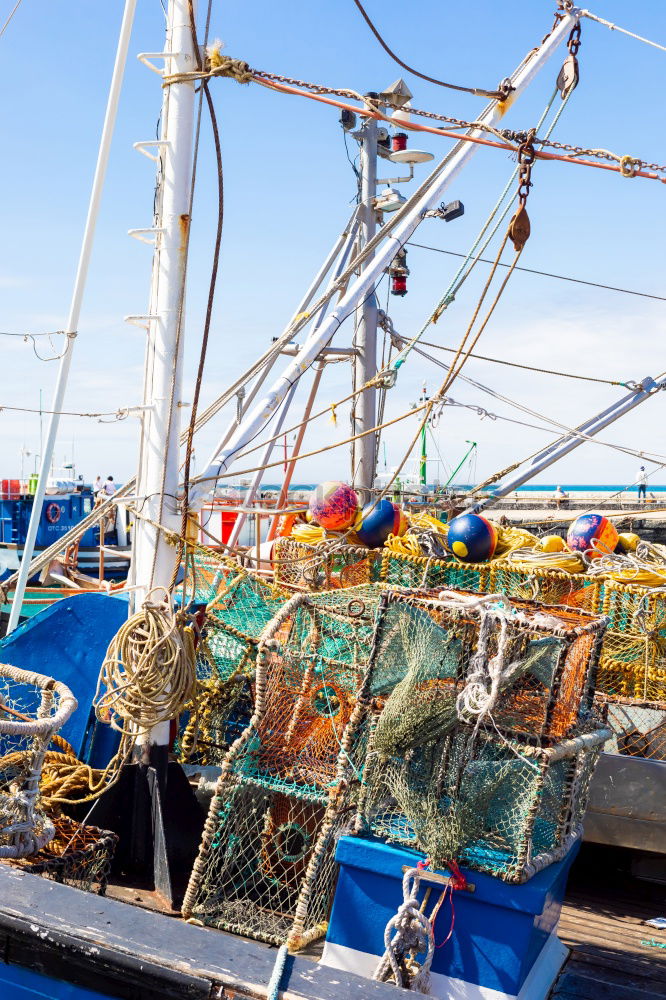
[355,499,396,548]
[566,513,619,560]
[447,513,497,562]
[617,531,640,553]
[538,534,566,553]
[309,481,359,531]
[390,502,408,537]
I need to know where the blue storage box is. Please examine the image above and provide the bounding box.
[321,835,579,1000]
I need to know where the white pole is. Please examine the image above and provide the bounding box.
[352,110,378,500]
[463,376,664,516]
[131,0,197,748]
[7,0,138,634]
[190,9,579,505]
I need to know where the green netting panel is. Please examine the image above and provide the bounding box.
[369,590,605,744]
[361,721,607,883]
[186,777,353,947]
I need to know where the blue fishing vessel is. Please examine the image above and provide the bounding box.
[0,484,129,584]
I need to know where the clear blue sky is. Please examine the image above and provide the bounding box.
[0,0,664,489]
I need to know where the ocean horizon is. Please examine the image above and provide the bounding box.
[234,482,666,494]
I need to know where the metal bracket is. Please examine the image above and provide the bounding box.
[402,866,475,892]
[137,51,176,75]
[125,314,159,329]
[133,140,170,163]
[128,228,166,246]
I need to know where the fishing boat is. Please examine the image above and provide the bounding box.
[0,2,664,999]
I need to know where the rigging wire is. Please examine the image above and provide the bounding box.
[406,243,666,304]
[0,0,24,39]
[390,332,625,387]
[579,7,666,54]
[409,337,666,467]
[349,0,505,99]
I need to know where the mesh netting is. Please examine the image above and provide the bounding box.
[273,537,382,591]
[178,556,289,765]
[367,590,605,745]
[0,665,76,859]
[9,815,117,894]
[600,696,666,760]
[380,550,492,594]
[490,564,600,614]
[186,776,353,947]
[359,720,607,883]
[183,586,384,946]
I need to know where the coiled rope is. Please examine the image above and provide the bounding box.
[94,587,197,738]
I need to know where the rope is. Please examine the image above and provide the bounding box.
[350,0,505,99]
[372,866,436,992]
[94,588,196,738]
[266,944,289,1000]
[160,54,666,183]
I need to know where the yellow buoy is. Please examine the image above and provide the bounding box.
[538,534,566,553]
[617,532,640,553]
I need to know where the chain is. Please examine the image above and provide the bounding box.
[567,22,582,56]
[179,56,666,181]
[517,129,537,205]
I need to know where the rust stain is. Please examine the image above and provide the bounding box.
[179,213,191,254]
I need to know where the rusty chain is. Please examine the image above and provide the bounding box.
[517,129,537,205]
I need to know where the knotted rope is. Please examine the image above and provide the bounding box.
[373,866,436,993]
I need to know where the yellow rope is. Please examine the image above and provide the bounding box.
[94,588,196,739]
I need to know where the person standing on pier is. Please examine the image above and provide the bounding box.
[637,466,648,502]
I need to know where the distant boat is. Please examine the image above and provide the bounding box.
[0,478,130,584]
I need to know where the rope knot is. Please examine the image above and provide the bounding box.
[205,50,253,84]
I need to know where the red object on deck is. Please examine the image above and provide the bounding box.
[199,501,238,547]
[1,479,20,500]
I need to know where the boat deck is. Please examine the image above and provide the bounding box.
[553,846,666,1000]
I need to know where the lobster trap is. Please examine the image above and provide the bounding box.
[365,589,606,746]
[184,776,354,948]
[273,537,381,592]
[182,586,383,946]
[360,720,609,883]
[0,664,76,859]
[10,815,117,895]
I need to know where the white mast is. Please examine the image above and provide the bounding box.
[351,110,378,501]
[6,0,138,633]
[130,0,197,612]
[190,8,580,505]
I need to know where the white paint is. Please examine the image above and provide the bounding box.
[321,932,568,1000]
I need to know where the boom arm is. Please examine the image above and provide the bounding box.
[462,376,665,516]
